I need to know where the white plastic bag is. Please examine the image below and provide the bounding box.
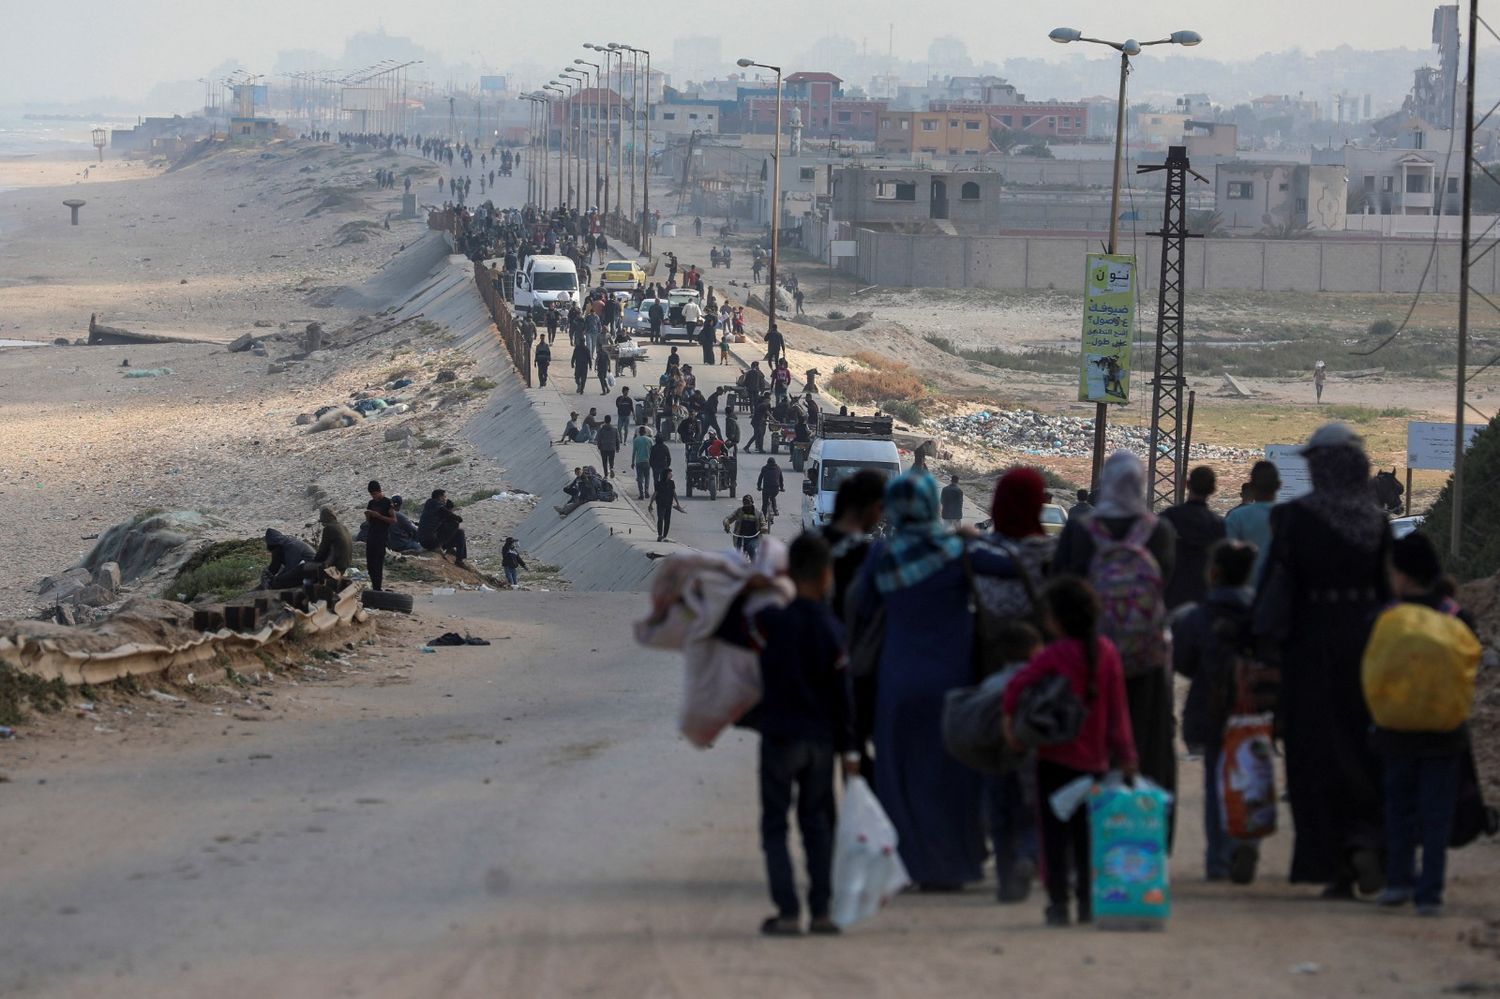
[831,777,910,929]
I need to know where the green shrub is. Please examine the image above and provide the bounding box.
[166,538,266,601]
[0,663,68,726]
[924,335,957,354]
[881,399,925,425]
[1421,412,1500,581]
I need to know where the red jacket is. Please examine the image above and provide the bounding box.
[1002,636,1137,774]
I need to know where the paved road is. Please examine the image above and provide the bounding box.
[425,146,809,559]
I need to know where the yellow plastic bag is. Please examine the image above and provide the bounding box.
[1361,603,1480,732]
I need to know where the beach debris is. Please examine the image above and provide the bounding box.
[1289,963,1323,976]
[384,426,413,443]
[308,406,363,432]
[930,410,1259,463]
[294,413,314,426]
[122,368,173,378]
[63,198,86,225]
[87,313,192,347]
[228,333,258,353]
[66,510,220,588]
[435,369,457,383]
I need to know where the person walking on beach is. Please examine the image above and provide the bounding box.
[363,480,397,591]
[1314,360,1327,403]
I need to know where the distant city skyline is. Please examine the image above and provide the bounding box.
[1,0,1493,107]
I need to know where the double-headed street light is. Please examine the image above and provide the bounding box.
[1049,26,1201,494]
[587,42,621,222]
[738,57,783,335]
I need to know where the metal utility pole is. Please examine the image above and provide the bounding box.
[642,47,652,255]
[1139,145,1203,510]
[1453,0,1478,558]
[1048,25,1201,496]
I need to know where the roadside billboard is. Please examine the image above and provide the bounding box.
[1079,253,1135,404]
[1406,421,1482,471]
[480,75,509,92]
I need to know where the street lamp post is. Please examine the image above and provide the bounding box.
[552,78,577,210]
[575,58,602,212]
[563,68,589,210]
[613,43,649,250]
[518,96,535,205]
[612,43,638,230]
[547,85,572,209]
[738,58,783,335]
[1048,26,1201,495]
[91,128,106,164]
[588,43,620,223]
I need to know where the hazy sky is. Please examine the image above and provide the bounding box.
[0,0,1479,105]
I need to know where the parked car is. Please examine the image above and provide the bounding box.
[1390,514,1425,539]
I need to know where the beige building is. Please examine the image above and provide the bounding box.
[876,110,989,157]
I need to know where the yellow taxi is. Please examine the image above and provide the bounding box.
[601,259,646,290]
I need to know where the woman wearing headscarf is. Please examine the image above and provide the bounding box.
[970,467,1056,902]
[1253,423,1391,897]
[848,470,1022,889]
[1052,449,1178,831]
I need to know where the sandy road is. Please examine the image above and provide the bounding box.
[2,591,1497,998]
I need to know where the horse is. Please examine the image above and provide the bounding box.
[1372,468,1404,514]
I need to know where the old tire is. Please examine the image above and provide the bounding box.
[361,589,414,613]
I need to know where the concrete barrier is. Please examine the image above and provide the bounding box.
[388,253,663,592]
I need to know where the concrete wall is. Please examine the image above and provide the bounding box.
[850,228,1494,293]
[394,253,662,592]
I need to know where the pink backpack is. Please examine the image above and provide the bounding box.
[1086,515,1168,678]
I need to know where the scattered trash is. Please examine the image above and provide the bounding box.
[419,646,437,654]
[427,633,492,646]
[431,587,456,596]
[122,367,173,379]
[387,377,414,390]
[0,726,14,740]
[489,490,536,504]
[146,690,185,704]
[1290,963,1323,976]
[931,410,1259,463]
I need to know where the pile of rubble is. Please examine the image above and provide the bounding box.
[930,410,1261,463]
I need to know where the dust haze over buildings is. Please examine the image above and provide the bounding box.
[4,0,1500,112]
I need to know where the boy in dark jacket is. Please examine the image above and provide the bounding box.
[745,533,856,937]
[1372,532,1478,916]
[1171,539,1258,883]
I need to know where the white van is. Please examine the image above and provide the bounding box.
[800,416,903,530]
[512,254,581,315]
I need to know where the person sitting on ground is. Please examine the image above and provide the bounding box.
[559,411,587,443]
[309,505,353,581]
[259,528,316,590]
[419,489,470,569]
[388,496,425,553]
[555,466,607,517]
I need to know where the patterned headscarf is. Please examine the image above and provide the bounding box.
[1092,450,1149,519]
[874,470,965,593]
[990,467,1047,539]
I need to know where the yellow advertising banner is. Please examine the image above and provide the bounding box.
[1078,253,1135,404]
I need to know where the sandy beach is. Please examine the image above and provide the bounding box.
[0,140,523,618]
